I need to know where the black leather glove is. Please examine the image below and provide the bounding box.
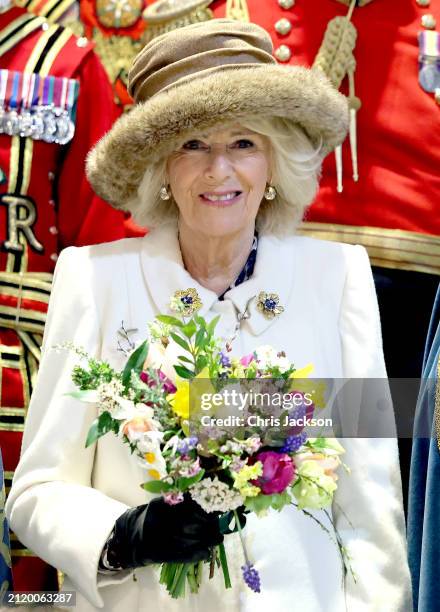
[104,496,224,569]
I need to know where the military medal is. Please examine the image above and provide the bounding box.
[0,70,79,144]
[418,30,440,93]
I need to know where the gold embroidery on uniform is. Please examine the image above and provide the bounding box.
[21,138,33,195]
[38,28,72,77]
[0,15,45,56]
[298,222,440,275]
[1,195,44,254]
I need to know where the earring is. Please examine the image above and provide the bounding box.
[264,185,277,200]
[160,185,171,200]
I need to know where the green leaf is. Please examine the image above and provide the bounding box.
[176,469,205,491]
[142,480,173,493]
[85,411,115,447]
[244,493,276,515]
[182,319,197,339]
[195,355,208,372]
[270,490,292,511]
[174,365,194,379]
[207,315,220,335]
[193,314,206,328]
[122,340,149,388]
[170,332,190,352]
[194,328,206,350]
[177,355,193,365]
[156,314,183,327]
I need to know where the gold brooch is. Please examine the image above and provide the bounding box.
[170,288,202,316]
[256,292,284,319]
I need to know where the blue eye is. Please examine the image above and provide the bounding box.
[234,139,254,148]
[182,140,205,150]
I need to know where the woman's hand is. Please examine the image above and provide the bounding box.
[104,496,224,569]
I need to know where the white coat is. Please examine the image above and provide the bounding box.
[6,224,412,611]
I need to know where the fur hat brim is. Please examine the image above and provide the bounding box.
[86,65,348,208]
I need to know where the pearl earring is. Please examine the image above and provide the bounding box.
[264,185,277,200]
[160,185,171,200]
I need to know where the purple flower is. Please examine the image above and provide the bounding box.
[140,370,176,394]
[163,491,184,505]
[250,450,295,494]
[280,431,307,453]
[242,563,261,593]
[177,436,199,455]
[219,352,231,367]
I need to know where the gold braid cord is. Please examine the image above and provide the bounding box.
[313,0,360,190]
[435,353,440,454]
[334,0,376,6]
[226,0,249,22]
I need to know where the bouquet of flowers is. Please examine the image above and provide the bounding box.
[63,293,353,598]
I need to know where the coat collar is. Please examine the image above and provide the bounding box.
[140,223,296,336]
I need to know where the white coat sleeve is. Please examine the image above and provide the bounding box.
[334,245,412,612]
[5,247,132,608]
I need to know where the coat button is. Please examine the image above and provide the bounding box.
[278,0,295,8]
[77,36,88,47]
[50,253,58,262]
[421,13,436,28]
[49,226,58,235]
[274,45,292,62]
[275,18,292,35]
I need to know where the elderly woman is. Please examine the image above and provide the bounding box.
[6,19,411,612]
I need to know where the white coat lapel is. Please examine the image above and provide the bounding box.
[223,234,296,336]
[139,223,218,317]
[140,224,296,336]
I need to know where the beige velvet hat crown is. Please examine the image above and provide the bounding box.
[86,19,349,208]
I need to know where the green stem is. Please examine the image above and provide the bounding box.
[233,509,250,566]
[218,543,232,589]
[186,563,199,593]
[169,563,189,599]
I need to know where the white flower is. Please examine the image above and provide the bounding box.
[254,345,278,368]
[254,345,290,372]
[190,476,244,513]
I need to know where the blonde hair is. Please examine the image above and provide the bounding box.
[134,117,322,235]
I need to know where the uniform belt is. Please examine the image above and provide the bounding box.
[0,271,53,335]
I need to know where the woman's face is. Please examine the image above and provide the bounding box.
[166,124,271,238]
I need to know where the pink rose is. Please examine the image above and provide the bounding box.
[240,353,255,367]
[251,451,295,494]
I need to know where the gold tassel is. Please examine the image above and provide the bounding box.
[226,0,249,22]
[313,0,361,190]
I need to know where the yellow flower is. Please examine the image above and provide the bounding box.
[167,368,215,420]
[168,379,190,419]
[147,469,161,480]
[232,462,263,494]
[240,484,261,497]
[288,364,327,409]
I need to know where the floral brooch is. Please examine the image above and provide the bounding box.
[256,291,284,320]
[170,288,202,316]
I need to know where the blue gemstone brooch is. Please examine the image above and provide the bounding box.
[171,288,202,316]
[256,291,284,319]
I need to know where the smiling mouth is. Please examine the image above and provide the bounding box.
[199,191,242,204]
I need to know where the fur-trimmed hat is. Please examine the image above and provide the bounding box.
[86,19,349,209]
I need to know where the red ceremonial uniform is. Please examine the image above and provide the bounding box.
[0,4,129,590]
[210,0,440,276]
